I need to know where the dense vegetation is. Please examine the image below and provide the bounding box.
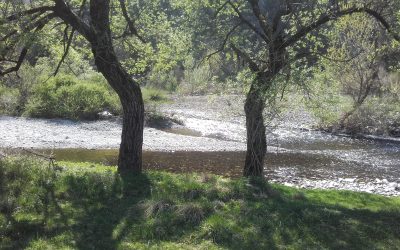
[0,69,167,120]
[1,157,399,249]
[0,1,399,133]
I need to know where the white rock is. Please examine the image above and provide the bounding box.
[97,111,113,119]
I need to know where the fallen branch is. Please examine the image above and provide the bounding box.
[21,148,56,168]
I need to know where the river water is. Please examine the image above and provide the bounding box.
[160,95,400,196]
[1,95,399,196]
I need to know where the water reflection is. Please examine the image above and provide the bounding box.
[43,149,399,182]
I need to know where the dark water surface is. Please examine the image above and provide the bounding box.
[39,143,400,196]
[44,143,400,183]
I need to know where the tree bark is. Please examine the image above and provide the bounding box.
[91,40,144,174]
[118,94,144,172]
[243,80,267,177]
[88,0,144,173]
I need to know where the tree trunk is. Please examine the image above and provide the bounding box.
[34,0,145,172]
[118,95,144,172]
[88,0,144,173]
[92,49,144,173]
[97,61,144,173]
[243,82,267,177]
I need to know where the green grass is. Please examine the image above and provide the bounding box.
[1,157,399,249]
[142,87,169,104]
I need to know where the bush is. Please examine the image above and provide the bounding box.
[0,86,20,115]
[142,87,168,103]
[306,67,400,136]
[24,74,121,120]
[345,96,400,136]
[144,69,179,91]
[178,63,217,95]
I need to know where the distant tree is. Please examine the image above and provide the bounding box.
[326,14,396,128]
[212,0,400,176]
[0,0,149,173]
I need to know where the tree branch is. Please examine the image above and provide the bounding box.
[118,0,145,43]
[291,49,363,66]
[201,22,242,65]
[0,47,28,76]
[0,12,56,77]
[282,6,400,49]
[248,0,272,39]
[51,0,86,76]
[364,8,400,42]
[53,26,75,76]
[0,29,18,42]
[272,2,292,34]
[5,6,55,22]
[214,0,230,17]
[227,1,269,43]
[231,44,259,72]
[32,13,57,31]
[53,0,94,42]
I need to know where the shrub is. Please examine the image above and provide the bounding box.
[0,86,20,115]
[144,69,179,91]
[142,87,168,104]
[25,74,121,120]
[345,96,400,136]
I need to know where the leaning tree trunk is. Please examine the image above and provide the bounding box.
[92,48,144,173]
[243,82,267,177]
[89,0,144,173]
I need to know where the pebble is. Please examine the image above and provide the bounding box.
[268,176,400,196]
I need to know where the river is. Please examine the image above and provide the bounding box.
[0,95,399,196]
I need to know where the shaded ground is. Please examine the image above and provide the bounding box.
[1,159,400,250]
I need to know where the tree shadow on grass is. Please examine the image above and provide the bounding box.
[210,181,400,250]
[269,199,399,249]
[64,171,216,249]
[2,172,400,250]
[0,170,151,250]
[64,171,152,250]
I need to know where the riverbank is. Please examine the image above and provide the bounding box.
[1,157,399,250]
[0,116,245,151]
[1,95,399,197]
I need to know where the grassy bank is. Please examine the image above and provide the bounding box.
[1,157,399,249]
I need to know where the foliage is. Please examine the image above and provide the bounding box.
[306,13,400,134]
[306,67,354,127]
[178,57,218,95]
[24,74,121,120]
[0,85,20,115]
[0,54,171,120]
[344,96,400,136]
[1,157,400,249]
[177,55,250,95]
[142,87,169,104]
